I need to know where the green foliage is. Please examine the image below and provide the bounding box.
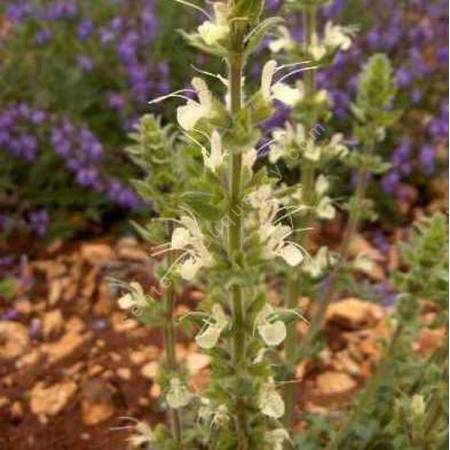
[393,213,449,310]
[308,213,449,450]
[352,53,400,142]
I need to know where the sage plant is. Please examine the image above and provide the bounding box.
[116,0,323,447]
[266,0,356,426]
[265,0,397,428]
[117,115,195,445]
[116,1,398,449]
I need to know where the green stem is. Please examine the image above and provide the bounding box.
[325,326,401,450]
[283,163,316,429]
[228,51,249,450]
[303,6,317,101]
[282,4,318,430]
[164,223,182,444]
[299,168,369,361]
[229,52,245,365]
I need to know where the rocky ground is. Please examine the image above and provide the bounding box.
[0,230,444,450]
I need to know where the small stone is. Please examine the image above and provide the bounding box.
[149,383,161,399]
[190,290,204,301]
[15,299,33,315]
[80,243,115,265]
[315,371,357,395]
[0,322,29,360]
[11,401,23,420]
[42,310,64,339]
[116,237,149,261]
[48,278,64,305]
[110,352,122,363]
[117,368,132,380]
[112,312,138,332]
[33,260,66,279]
[326,298,383,330]
[81,379,115,425]
[141,362,159,379]
[42,329,90,364]
[138,397,150,407]
[64,362,86,378]
[186,352,210,374]
[66,316,86,333]
[88,365,104,377]
[15,350,41,369]
[94,285,114,316]
[30,381,77,417]
[2,376,13,388]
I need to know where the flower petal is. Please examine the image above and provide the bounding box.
[258,321,287,346]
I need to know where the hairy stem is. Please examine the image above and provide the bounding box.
[164,223,182,443]
[228,51,249,449]
[299,166,370,361]
[283,4,318,430]
[283,163,315,428]
[325,327,401,450]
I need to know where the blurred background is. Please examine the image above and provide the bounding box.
[0,0,447,245]
[0,1,447,449]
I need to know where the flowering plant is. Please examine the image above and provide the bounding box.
[113,0,409,449]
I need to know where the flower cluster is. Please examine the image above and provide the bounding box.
[1,0,170,234]
[0,102,140,214]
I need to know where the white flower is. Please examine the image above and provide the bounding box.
[258,380,285,419]
[198,21,229,45]
[260,223,304,266]
[326,133,349,158]
[255,304,287,346]
[127,421,155,449]
[308,33,327,60]
[324,21,352,51]
[118,281,149,310]
[271,83,303,107]
[316,196,335,220]
[247,184,278,223]
[248,185,304,267]
[247,184,273,209]
[269,126,293,163]
[261,60,302,106]
[198,400,230,427]
[202,130,225,173]
[195,304,229,349]
[166,378,192,409]
[303,139,321,161]
[411,394,426,416]
[315,174,330,197]
[264,428,290,450]
[171,215,213,280]
[352,253,377,275]
[177,78,214,130]
[197,3,229,46]
[270,122,306,163]
[315,89,329,104]
[243,147,257,171]
[302,246,333,278]
[269,26,295,53]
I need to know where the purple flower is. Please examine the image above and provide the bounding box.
[76,167,100,187]
[381,171,401,194]
[77,56,94,72]
[27,209,49,237]
[35,29,53,45]
[396,68,412,89]
[419,145,436,175]
[77,19,94,41]
[108,93,126,110]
